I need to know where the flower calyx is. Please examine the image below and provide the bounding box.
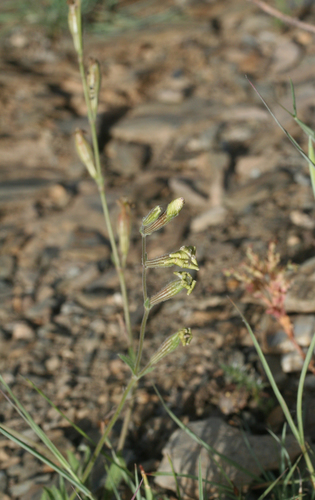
[150,271,196,307]
[146,246,199,271]
[145,328,193,368]
[140,198,184,236]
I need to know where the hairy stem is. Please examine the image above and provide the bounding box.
[77,54,133,351]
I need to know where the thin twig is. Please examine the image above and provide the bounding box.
[248,0,315,34]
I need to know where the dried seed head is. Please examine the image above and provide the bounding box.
[87,57,101,120]
[74,129,96,178]
[140,198,185,236]
[67,0,82,55]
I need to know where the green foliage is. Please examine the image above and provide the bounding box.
[221,363,266,403]
[0,0,182,38]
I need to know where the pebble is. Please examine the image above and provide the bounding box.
[9,480,34,497]
[281,351,304,373]
[47,184,70,209]
[0,471,7,492]
[270,39,301,74]
[0,255,14,280]
[290,210,315,229]
[285,280,315,313]
[155,417,301,495]
[266,315,315,353]
[11,322,35,341]
[45,355,61,372]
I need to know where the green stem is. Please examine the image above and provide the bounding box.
[142,235,147,301]
[134,308,150,374]
[134,236,150,374]
[117,383,137,451]
[77,54,133,351]
[296,332,315,488]
[70,377,137,500]
[98,185,133,350]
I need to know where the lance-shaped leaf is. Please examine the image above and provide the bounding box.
[146,246,199,271]
[67,0,82,56]
[150,271,196,307]
[140,198,184,236]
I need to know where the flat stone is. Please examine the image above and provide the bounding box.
[285,280,315,313]
[0,255,14,280]
[106,139,150,174]
[236,153,279,180]
[169,178,208,208]
[270,39,301,74]
[111,98,219,144]
[191,206,228,232]
[9,480,34,497]
[155,417,301,496]
[266,315,315,353]
[0,471,7,492]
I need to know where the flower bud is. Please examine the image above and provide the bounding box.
[148,328,193,366]
[117,198,131,268]
[68,0,82,55]
[87,57,101,120]
[146,246,199,270]
[142,205,162,227]
[140,198,185,236]
[150,271,196,307]
[74,129,97,178]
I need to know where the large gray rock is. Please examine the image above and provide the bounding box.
[155,417,301,497]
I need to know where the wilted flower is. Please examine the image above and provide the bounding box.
[150,271,196,307]
[147,328,193,367]
[146,246,199,271]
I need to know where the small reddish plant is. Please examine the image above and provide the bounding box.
[226,242,315,374]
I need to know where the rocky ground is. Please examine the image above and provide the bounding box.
[2,0,315,498]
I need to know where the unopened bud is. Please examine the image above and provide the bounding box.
[142,205,162,227]
[68,0,82,55]
[146,246,199,271]
[140,198,185,236]
[117,198,132,268]
[150,271,196,307]
[87,58,101,120]
[148,328,193,367]
[74,129,96,178]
